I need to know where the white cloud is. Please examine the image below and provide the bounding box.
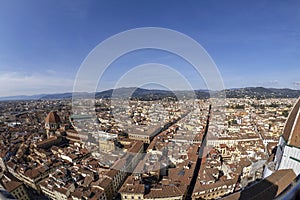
[293,81,300,87]
[0,71,75,97]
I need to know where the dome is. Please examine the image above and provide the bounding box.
[45,111,62,124]
[282,97,300,147]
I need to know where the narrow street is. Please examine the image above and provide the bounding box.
[186,104,212,200]
[253,123,268,154]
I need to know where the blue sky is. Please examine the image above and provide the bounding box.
[0,0,300,96]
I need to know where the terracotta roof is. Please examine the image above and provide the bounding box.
[96,177,112,190]
[24,168,41,179]
[36,136,61,146]
[105,169,118,178]
[128,141,144,153]
[45,111,61,124]
[71,189,83,198]
[82,175,94,187]
[223,169,296,200]
[282,97,300,147]
[1,180,22,192]
[144,185,184,198]
[0,173,23,192]
[118,177,144,194]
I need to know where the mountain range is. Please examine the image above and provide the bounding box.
[0,87,300,101]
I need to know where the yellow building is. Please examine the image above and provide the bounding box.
[99,139,115,153]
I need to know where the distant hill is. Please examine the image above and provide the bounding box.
[95,87,209,100]
[0,94,46,101]
[96,87,181,100]
[40,92,73,99]
[225,87,300,98]
[0,87,300,101]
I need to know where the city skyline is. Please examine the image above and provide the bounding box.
[1,0,300,96]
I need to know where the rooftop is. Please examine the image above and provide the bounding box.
[282,97,300,147]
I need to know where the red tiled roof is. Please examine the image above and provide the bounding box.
[45,111,61,124]
[282,97,300,147]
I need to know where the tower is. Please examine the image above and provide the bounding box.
[45,111,62,138]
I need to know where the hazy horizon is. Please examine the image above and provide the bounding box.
[1,85,300,99]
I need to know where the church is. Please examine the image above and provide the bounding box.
[45,111,62,138]
[264,97,300,177]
